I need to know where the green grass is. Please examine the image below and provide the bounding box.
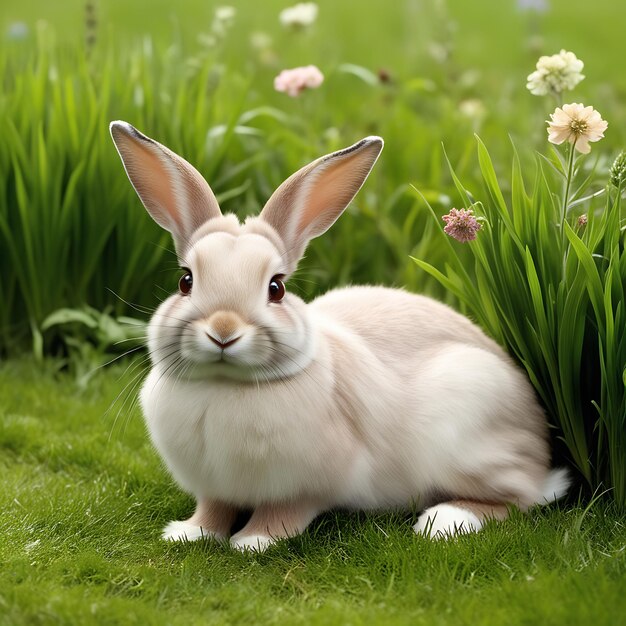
[1,360,625,625]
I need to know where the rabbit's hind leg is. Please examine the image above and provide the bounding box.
[230,499,322,552]
[414,500,510,540]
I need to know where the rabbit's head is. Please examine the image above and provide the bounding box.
[110,122,383,381]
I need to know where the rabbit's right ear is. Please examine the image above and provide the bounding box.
[110,121,221,257]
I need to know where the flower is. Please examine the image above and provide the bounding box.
[526,49,584,96]
[377,68,392,84]
[6,21,29,40]
[547,103,608,154]
[279,3,318,29]
[517,0,549,12]
[201,5,236,45]
[215,6,236,24]
[577,214,588,227]
[609,151,626,188]
[250,31,272,50]
[458,99,487,121]
[274,65,324,97]
[250,31,275,64]
[442,208,482,243]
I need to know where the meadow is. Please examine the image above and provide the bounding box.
[0,0,625,623]
[1,359,625,625]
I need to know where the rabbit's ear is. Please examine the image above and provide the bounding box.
[110,121,221,256]
[259,136,383,268]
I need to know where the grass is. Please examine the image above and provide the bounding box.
[1,360,625,625]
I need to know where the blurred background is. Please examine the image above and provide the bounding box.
[0,0,624,357]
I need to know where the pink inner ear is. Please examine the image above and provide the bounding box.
[120,139,183,233]
[297,155,374,238]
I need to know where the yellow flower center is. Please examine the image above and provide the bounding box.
[569,119,588,136]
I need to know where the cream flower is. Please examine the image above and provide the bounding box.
[274,65,324,97]
[250,31,272,50]
[547,103,608,154]
[527,49,584,96]
[279,3,318,29]
[458,99,486,121]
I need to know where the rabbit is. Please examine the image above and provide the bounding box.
[109,121,569,552]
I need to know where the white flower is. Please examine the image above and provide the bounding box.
[279,3,318,29]
[207,6,235,42]
[274,65,324,97]
[215,6,236,23]
[250,32,276,65]
[527,49,584,96]
[547,103,608,154]
[250,31,272,50]
[458,99,486,121]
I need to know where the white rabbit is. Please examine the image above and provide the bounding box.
[110,121,569,551]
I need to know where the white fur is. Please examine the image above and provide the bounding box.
[141,293,555,511]
[230,534,273,552]
[541,468,571,502]
[414,504,483,539]
[162,521,219,542]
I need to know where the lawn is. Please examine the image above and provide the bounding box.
[1,360,625,626]
[1,0,625,623]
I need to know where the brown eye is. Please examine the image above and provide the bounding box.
[179,271,193,295]
[268,276,285,303]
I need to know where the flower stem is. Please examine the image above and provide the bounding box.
[561,143,576,255]
[559,144,576,280]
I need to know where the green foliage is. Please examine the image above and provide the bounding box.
[414,139,626,505]
[0,23,268,353]
[41,305,146,387]
[1,360,625,625]
[2,0,625,355]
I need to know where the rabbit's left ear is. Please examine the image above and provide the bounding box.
[110,121,222,257]
[259,136,383,270]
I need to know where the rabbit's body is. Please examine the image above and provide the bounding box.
[142,283,549,512]
[111,122,568,550]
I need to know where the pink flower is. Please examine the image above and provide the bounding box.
[274,65,324,97]
[442,208,482,242]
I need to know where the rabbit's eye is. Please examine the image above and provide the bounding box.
[179,271,193,295]
[268,276,285,303]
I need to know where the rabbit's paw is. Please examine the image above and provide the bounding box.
[230,534,274,553]
[414,503,482,540]
[162,520,213,542]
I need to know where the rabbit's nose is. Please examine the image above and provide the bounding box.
[206,332,241,349]
[204,310,245,349]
